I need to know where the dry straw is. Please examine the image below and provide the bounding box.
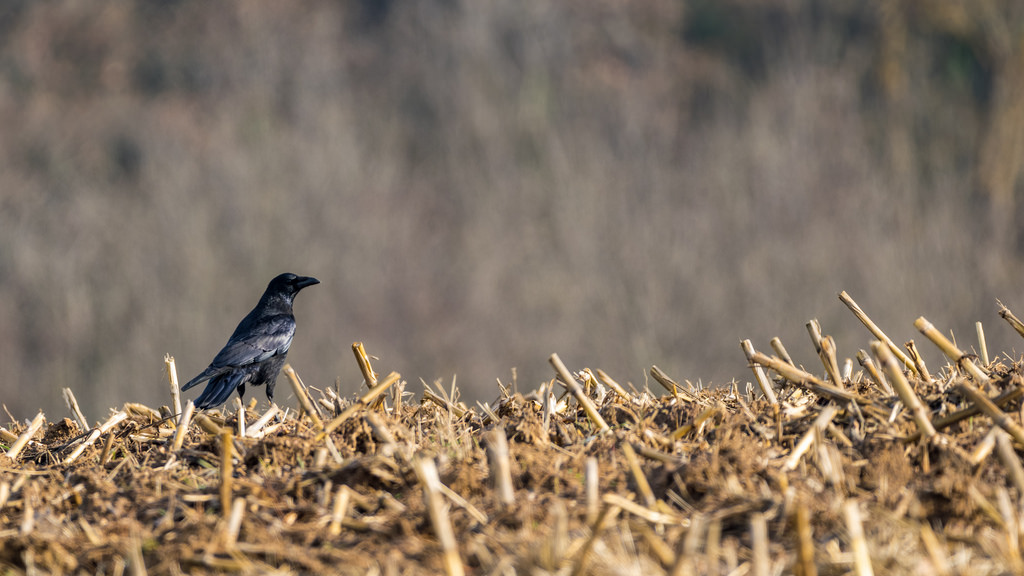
[995,430,1024,494]
[904,340,932,384]
[171,400,195,451]
[976,321,990,366]
[594,368,632,401]
[620,441,656,509]
[9,294,1024,574]
[584,457,599,525]
[818,335,845,390]
[219,430,233,515]
[6,412,45,460]
[957,380,1024,445]
[65,411,128,464]
[317,371,401,440]
[839,291,918,374]
[165,354,182,424]
[741,339,778,404]
[873,342,935,439]
[785,404,838,471]
[328,485,350,537]
[998,300,1024,338]
[749,351,862,404]
[413,456,463,576]
[353,341,387,410]
[352,341,378,390]
[224,497,245,549]
[769,336,795,366]
[284,364,323,431]
[844,500,874,576]
[795,504,816,576]
[750,512,769,576]
[549,353,609,432]
[485,429,515,508]
[62,387,89,431]
[651,365,698,402]
[914,316,990,385]
[856,349,892,395]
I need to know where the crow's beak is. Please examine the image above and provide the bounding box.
[296,276,320,290]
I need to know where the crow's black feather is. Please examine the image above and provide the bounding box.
[182,273,319,409]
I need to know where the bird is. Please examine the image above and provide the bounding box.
[181,273,320,410]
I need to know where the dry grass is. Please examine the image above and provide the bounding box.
[5,295,1024,574]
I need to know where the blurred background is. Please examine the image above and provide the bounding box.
[2,0,1023,421]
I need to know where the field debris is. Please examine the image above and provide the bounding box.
[4,293,1024,574]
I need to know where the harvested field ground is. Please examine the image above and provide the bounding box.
[4,296,1024,575]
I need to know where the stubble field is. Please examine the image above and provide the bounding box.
[3,293,1024,575]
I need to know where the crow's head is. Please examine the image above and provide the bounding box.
[267,273,320,299]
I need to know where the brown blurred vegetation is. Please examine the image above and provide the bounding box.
[1,0,1023,419]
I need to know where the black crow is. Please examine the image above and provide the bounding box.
[182,273,320,409]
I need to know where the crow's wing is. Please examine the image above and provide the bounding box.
[211,314,296,369]
[182,315,295,391]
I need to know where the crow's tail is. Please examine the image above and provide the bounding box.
[193,370,246,409]
[181,366,223,392]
